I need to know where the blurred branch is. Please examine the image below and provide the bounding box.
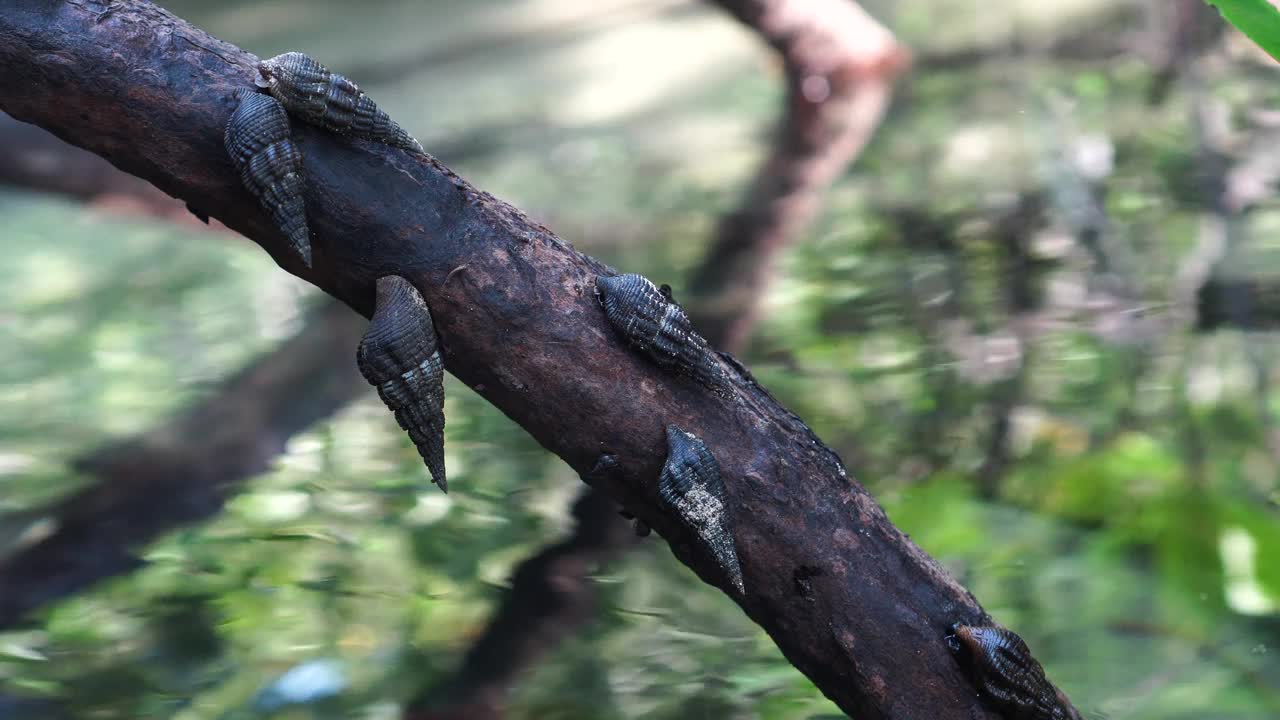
[1197,277,1280,331]
[1145,0,1226,104]
[0,300,368,628]
[0,112,374,622]
[1184,77,1280,469]
[0,2,1039,716]
[890,209,966,472]
[686,0,909,353]
[1169,79,1241,483]
[886,197,1046,495]
[405,490,638,720]
[976,196,1045,498]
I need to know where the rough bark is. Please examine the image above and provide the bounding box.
[0,299,368,627]
[0,1,1051,716]
[0,109,509,217]
[0,110,210,223]
[416,1,907,714]
[686,0,908,353]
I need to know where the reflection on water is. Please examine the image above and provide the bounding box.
[1,0,1279,718]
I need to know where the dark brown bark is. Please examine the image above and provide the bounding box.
[0,300,368,627]
[686,0,908,353]
[0,109,508,216]
[0,110,212,224]
[416,2,907,714]
[0,1,1053,716]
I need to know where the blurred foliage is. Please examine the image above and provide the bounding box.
[1,1,1280,719]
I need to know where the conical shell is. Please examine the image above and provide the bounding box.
[258,52,424,155]
[948,625,1080,720]
[357,276,447,491]
[596,274,729,393]
[659,425,743,593]
[224,90,311,266]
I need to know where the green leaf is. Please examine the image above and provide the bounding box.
[1207,0,1280,62]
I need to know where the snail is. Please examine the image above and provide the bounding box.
[595,274,730,394]
[224,89,312,266]
[257,52,424,155]
[659,425,743,593]
[357,275,447,492]
[946,624,1083,720]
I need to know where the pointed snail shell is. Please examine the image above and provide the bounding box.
[596,274,730,394]
[357,276,447,492]
[947,624,1082,720]
[224,89,312,266]
[258,52,425,155]
[659,425,744,593]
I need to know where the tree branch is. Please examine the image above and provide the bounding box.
[687,0,908,352]
[415,1,908,713]
[0,1,1034,716]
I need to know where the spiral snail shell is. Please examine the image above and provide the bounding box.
[257,52,424,155]
[659,425,743,593]
[946,624,1082,720]
[595,274,730,394]
[224,89,312,266]
[357,276,447,492]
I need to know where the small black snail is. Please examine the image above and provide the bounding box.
[224,89,311,266]
[659,425,744,593]
[947,624,1083,720]
[595,274,730,394]
[357,276,447,492]
[257,52,424,155]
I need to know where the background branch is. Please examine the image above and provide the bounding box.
[0,299,367,628]
[686,0,908,353]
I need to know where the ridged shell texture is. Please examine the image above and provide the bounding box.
[224,89,311,266]
[659,425,744,593]
[949,625,1080,720]
[596,274,729,393]
[259,52,424,154]
[357,276,447,491]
